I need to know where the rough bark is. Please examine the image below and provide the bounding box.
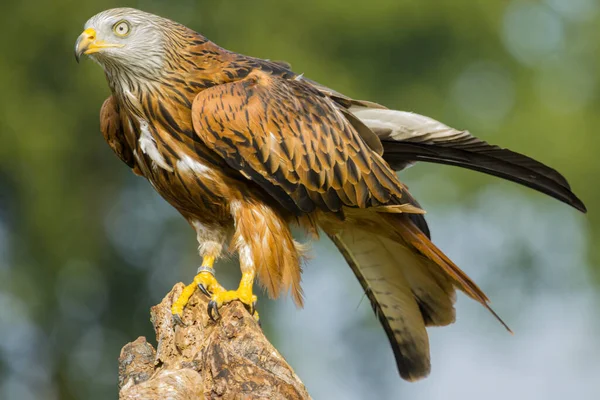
[118,283,311,400]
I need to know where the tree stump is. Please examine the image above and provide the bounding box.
[118,283,311,399]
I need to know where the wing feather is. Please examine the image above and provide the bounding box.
[191,71,417,215]
[100,96,141,174]
[303,79,585,213]
[350,106,586,212]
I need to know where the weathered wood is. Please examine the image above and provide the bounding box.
[118,283,311,400]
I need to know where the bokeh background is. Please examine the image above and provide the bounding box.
[0,0,598,398]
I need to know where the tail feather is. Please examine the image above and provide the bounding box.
[322,210,511,380]
[328,229,433,381]
[388,214,513,333]
[323,211,464,380]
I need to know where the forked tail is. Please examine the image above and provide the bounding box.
[324,212,510,381]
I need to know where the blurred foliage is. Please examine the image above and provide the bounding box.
[0,0,596,398]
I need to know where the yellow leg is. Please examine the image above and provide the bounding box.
[208,271,258,321]
[171,256,225,324]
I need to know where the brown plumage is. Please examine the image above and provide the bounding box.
[76,8,586,381]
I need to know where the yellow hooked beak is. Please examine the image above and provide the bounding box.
[75,28,124,63]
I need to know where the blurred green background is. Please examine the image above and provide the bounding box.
[0,0,598,399]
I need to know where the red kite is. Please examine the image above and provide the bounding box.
[76,8,586,380]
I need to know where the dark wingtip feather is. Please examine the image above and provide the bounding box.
[382,141,587,213]
[571,196,587,213]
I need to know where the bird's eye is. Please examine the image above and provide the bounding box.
[113,20,131,37]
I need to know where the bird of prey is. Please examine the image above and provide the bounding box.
[75,8,586,381]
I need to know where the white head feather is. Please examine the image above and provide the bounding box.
[81,8,176,82]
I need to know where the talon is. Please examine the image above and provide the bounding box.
[198,283,210,297]
[249,299,260,324]
[171,256,225,321]
[205,271,257,321]
[208,300,221,321]
[172,313,186,327]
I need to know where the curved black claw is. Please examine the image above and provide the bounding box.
[197,283,210,297]
[172,313,186,327]
[249,300,257,316]
[207,300,221,321]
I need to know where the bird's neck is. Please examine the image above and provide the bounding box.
[170,40,256,92]
[107,38,255,108]
[107,33,296,121]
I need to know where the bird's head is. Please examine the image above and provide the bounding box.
[75,8,181,81]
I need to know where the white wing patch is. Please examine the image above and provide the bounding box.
[349,106,472,144]
[176,154,214,179]
[138,119,173,172]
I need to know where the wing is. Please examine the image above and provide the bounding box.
[351,106,587,213]
[190,71,420,215]
[303,79,586,213]
[100,96,140,174]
